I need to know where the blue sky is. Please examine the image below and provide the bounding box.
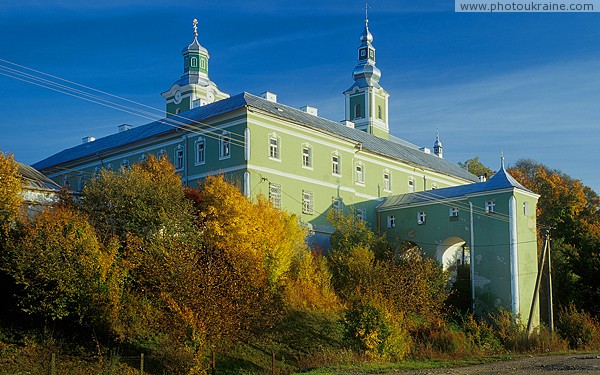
[1,0,599,192]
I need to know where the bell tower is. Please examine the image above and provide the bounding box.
[343,10,389,139]
[162,19,229,117]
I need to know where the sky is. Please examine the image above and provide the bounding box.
[1,0,599,192]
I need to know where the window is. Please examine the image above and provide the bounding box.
[332,197,342,210]
[449,207,459,220]
[383,172,391,191]
[485,200,496,213]
[191,57,198,67]
[355,163,364,184]
[195,138,205,165]
[523,201,530,216]
[417,211,426,225]
[93,167,101,179]
[139,153,148,162]
[360,49,366,58]
[354,103,362,119]
[302,190,313,214]
[302,145,312,168]
[77,173,85,191]
[174,146,184,170]
[157,149,167,160]
[120,159,130,171]
[377,105,382,120]
[62,175,69,188]
[175,108,181,115]
[269,134,280,159]
[332,154,341,175]
[199,58,206,69]
[105,164,113,172]
[356,208,366,222]
[220,132,231,159]
[269,183,281,209]
[432,183,438,190]
[387,215,396,228]
[408,177,415,193]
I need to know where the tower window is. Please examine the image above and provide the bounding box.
[195,137,205,165]
[354,103,362,119]
[190,57,198,68]
[523,201,530,216]
[377,105,382,119]
[220,132,231,159]
[199,58,206,69]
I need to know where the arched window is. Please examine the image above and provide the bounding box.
[191,57,198,67]
[220,131,231,159]
[354,103,362,119]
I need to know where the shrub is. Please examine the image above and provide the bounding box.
[556,303,600,349]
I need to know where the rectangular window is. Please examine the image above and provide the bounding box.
[356,208,366,222]
[269,183,282,209]
[417,211,426,225]
[332,155,340,175]
[356,164,364,183]
[175,148,184,170]
[302,146,312,168]
[523,201,530,216]
[196,139,205,165]
[220,133,230,159]
[485,200,496,213]
[408,178,415,193]
[387,215,396,228]
[383,172,391,191]
[449,207,459,221]
[302,190,313,215]
[332,197,342,210]
[269,136,279,159]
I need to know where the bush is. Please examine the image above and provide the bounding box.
[556,304,600,349]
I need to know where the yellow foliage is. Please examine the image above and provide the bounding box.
[0,152,22,233]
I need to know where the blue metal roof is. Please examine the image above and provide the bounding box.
[378,164,535,210]
[34,92,478,183]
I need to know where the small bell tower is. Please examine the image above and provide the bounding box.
[162,19,229,116]
[433,129,443,158]
[343,7,390,139]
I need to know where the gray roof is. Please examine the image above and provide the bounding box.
[18,163,61,190]
[34,92,478,182]
[378,165,534,210]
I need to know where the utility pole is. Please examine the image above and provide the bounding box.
[547,231,554,332]
[527,229,551,335]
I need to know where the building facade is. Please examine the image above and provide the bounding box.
[33,18,539,324]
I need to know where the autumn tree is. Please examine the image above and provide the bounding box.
[0,152,22,235]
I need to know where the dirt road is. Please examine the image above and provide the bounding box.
[398,354,600,375]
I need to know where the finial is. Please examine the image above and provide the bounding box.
[365,2,369,27]
[193,19,198,38]
[501,151,505,169]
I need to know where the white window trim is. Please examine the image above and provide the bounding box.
[408,176,415,193]
[356,208,366,222]
[383,170,391,192]
[174,145,184,170]
[417,211,426,225]
[157,148,167,160]
[301,143,313,170]
[355,162,365,185]
[332,197,343,211]
[449,207,459,218]
[219,131,231,160]
[331,152,341,176]
[302,190,314,215]
[190,56,198,68]
[268,133,281,161]
[195,137,206,166]
[269,182,282,209]
[387,215,396,228]
[486,200,496,213]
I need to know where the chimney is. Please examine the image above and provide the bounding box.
[340,120,355,128]
[82,136,95,144]
[118,124,132,132]
[260,91,277,103]
[301,105,318,116]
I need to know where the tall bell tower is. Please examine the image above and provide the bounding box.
[343,10,390,139]
[162,19,229,117]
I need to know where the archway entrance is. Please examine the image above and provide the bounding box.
[436,237,471,313]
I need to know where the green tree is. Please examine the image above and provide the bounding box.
[458,156,493,178]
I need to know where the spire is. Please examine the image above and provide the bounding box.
[501,151,505,170]
[433,129,443,158]
[193,18,198,38]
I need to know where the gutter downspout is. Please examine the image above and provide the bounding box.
[509,195,520,318]
[183,132,189,187]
